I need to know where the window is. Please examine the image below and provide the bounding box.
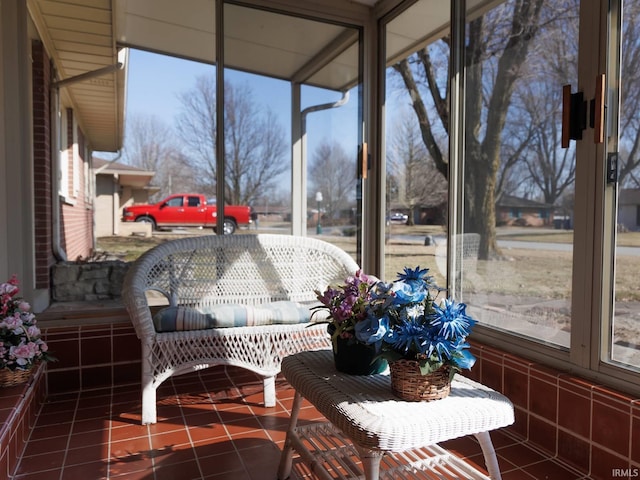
[382,0,450,286]
[58,108,69,197]
[379,0,639,392]
[610,0,640,371]
[166,197,183,207]
[72,116,80,198]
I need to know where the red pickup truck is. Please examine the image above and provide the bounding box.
[121,193,252,234]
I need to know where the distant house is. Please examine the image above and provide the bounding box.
[389,193,448,226]
[619,189,640,231]
[93,158,159,237]
[496,194,555,227]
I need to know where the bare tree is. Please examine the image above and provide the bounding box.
[175,77,288,205]
[387,114,446,225]
[309,141,357,223]
[122,114,177,171]
[518,86,576,205]
[121,113,196,200]
[393,0,547,259]
[619,0,640,186]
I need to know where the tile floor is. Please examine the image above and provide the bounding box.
[12,367,592,480]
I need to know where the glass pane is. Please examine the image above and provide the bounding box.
[221,68,293,233]
[223,4,362,266]
[223,4,294,234]
[612,0,640,369]
[383,0,451,285]
[304,82,361,254]
[460,0,578,348]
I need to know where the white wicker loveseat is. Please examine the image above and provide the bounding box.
[122,233,358,424]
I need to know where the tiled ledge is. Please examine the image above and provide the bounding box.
[32,313,640,480]
[0,364,46,479]
[465,342,640,480]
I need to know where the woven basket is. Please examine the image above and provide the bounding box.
[0,367,32,387]
[389,360,451,401]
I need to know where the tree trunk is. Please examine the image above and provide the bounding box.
[464,1,544,260]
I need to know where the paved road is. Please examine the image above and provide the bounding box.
[393,234,640,257]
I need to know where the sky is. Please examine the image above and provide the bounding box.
[123,49,361,163]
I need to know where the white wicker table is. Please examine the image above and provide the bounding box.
[277,349,514,480]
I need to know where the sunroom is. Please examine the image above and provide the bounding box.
[0,0,638,479]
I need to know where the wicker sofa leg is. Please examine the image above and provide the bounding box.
[142,380,157,425]
[141,344,157,425]
[264,375,276,407]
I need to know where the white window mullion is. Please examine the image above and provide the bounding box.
[58,109,68,198]
[72,116,79,197]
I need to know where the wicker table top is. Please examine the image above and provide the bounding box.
[281,349,515,452]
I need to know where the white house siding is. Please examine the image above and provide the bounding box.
[95,175,117,237]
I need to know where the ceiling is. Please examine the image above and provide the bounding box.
[28,0,126,153]
[27,0,495,153]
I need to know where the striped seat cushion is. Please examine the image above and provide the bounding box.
[152,301,314,332]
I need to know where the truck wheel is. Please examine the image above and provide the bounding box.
[213,218,237,235]
[223,219,237,235]
[135,216,157,231]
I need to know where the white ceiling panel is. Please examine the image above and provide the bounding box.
[27,0,498,152]
[29,0,125,152]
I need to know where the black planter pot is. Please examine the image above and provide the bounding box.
[328,324,388,375]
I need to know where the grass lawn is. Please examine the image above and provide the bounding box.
[96,225,640,363]
[96,223,640,301]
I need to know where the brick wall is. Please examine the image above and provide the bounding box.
[31,41,54,289]
[43,321,140,394]
[29,321,640,480]
[465,342,640,480]
[59,110,94,262]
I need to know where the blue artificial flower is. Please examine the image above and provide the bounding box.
[391,281,429,305]
[354,312,389,346]
[319,265,478,374]
[430,298,477,339]
[422,334,455,362]
[396,266,431,284]
[386,316,430,355]
[453,347,477,370]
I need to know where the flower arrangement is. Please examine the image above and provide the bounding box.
[312,269,380,351]
[0,276,54,372]
[314,266,476,376]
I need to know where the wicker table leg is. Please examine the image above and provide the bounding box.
[354,445,384,480]
[474,431,502,480]
[277,392,304,480]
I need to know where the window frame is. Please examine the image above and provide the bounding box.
[375,0,640,395]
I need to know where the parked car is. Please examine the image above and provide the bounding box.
[389,212,409,223]
[121,193,251,234]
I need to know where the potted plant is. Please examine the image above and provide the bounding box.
[0,276,54,387]
[354,266,477,400]
[312,270,388,375]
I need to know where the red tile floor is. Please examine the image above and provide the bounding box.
[12,367,592,480]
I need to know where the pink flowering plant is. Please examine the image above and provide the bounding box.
[0,276,54,371]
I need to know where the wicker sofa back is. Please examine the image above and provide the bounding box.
[122,234,358,424]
